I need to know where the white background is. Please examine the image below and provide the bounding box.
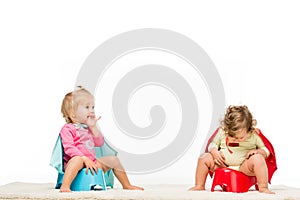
[1,0,300,188]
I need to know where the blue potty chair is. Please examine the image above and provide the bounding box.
[50,136,117,191]
[70,168,107,191]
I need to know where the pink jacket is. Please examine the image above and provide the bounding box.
[60,123,104,166]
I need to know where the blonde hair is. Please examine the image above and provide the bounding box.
[221,105,257,137]
[61,86,94,123]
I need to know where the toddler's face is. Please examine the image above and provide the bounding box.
[230,128,248,142]
[73,96,95,124]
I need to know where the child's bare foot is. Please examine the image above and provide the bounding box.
[188,185,205,191]
[259,188,275,194]
[123,185,144,190]
[59,187,72,193]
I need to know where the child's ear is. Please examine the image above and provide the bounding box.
[69,110,76,121]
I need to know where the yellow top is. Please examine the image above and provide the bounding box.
[208,129,269,170]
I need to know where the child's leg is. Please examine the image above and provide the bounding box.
[239,154,275,194]
[96,156,144,190]
[189,153,216,191]
[60,156,84,192]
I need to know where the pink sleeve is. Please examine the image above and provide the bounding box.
[93,129,105,147]
[60,124,84,157]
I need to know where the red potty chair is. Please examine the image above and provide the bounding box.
[211,168,258,193]
[206,128,277,193]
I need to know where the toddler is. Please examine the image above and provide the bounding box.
[189,105,274,194]
[59,86,144,192]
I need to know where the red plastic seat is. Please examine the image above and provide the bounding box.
[211,168,258,193]
[206,128,277,193]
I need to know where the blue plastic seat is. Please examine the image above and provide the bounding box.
[71,168,107,191]
[50,135,117,191]
[55,168,114,191]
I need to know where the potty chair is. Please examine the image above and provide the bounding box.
[211,168,258,192]
[50,135,117,191]
[205,128,277,193]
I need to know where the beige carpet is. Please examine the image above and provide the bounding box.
[0,182,299,200]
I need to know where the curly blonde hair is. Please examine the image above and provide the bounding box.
[61,86,94,123]
[221,105,257,137]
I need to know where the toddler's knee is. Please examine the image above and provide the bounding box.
[70,156,84,163]
[250,154,266,165]
[109,156,120,163]
[66,156,85,169]
[198,153,212,160]
[104,156,121,168]
[199,153,213,162]
[114,157,122,167]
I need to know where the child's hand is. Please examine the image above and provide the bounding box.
[246,149,268,159]
[246,149,258,159]
[82,156,98,175]
[211,149,226,166]
[86,115,101,128]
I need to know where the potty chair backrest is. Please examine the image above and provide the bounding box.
[205,128,277,183]
[50,135,117,189]
[206,128,277,192]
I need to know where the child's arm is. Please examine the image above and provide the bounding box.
[82,156,98,174]
[86,115,101,136]
[207,129,222,152]
[86,115,104,147]
[91,127,104,147]
[208,130,226,165]
[210,147,226,166]
[60,124,85,157]
[247,133,270,159]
